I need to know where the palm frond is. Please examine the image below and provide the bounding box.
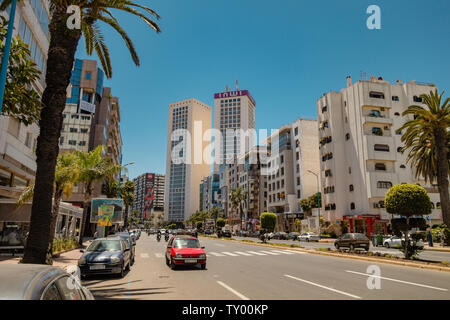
[15,184,34,208]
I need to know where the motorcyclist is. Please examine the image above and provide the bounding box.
[156,229,161,241]
[164,229,169,241]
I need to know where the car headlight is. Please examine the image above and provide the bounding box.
[78,257,86,265]
[176,253,182,258]
[199,254,206,259]
[110,256,121,263]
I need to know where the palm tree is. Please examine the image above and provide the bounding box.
[398,89,450,227]
[2,0,161,264]
[16,152,79,264]
[120,180,135,228]
[230,187,247,229]
[76,146,122,245]
[208,206,223,223]
[102,179,119,198]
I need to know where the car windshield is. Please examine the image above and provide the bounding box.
[173,238,201,249]
[87,240,121,252]
[354,234,369,240]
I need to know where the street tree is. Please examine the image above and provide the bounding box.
[17,152,79,264]
[260,212,277,242]
[0,16,42,125]
[385,184,432,259]
[102,179,119,198]
[1,0,161,264]
[120,180,135,228]
[398,89,449,227]
[230,186,247,228]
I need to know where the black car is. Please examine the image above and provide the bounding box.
[109,232,136,265]
[78,238,132,279]
[221,230,232,237]
[334,233,370,251]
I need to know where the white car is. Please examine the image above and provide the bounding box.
[383,236,424,248]
[298,232,320,242]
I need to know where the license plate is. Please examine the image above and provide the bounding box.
[90,264,105,270]
[184,259,197,263]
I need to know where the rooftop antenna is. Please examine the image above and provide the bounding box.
[236,80,239,91]
[225,85,229,92]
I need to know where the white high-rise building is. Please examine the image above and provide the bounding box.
[164,98,212,222]
[213,89,256,172]
[317,76,443,236]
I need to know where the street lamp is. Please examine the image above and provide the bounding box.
[307,170,321,240]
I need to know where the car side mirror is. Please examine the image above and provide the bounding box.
[167,245,172,248]
[201,246,205,249]
[79,249,85,253]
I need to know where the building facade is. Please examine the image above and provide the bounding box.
[164,98,212,222]
[213,89,256,172]
[317,76,443,235]
[132,173,165,220]
[200,174,220,212]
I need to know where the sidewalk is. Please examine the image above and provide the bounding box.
[423,244,450,252]
[0,239,92,270]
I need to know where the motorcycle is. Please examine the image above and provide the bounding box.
[157,234,161,242]
[164,234,169,242]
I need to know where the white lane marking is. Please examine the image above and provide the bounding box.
[345,270,449,292]
[270,250,295,255]
[140,253,149,258]
[284,274,362,299]
[222,251,239,257]
[217,281,250,300]
[234,251,253,256]
[154,253,163,258]
[209,252,226,257]
[284,250,307,254]
[259,250,280,255]
[247,251,267,256]
[214,243,226,247]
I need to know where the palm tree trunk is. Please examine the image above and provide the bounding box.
[404,217,410,259]
[434,127,450,228]
[23,9,82,264]
[79,183,93,245]
[45,189,64,264]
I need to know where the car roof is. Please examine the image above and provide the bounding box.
[172,236,197,239]
[0,264,66,300]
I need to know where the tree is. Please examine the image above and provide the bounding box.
[216,218,226,230]
[17,152,79,264]
[75,146,122,245]
[120,180,135,228]
[300,192,321,215]
[260,212,277,234]
[230,187,247,228]
[398,89,449,227]
[208,206,223,222]
[167,223,176,230]
[0,16,42,125]
[385,184,432,259]
[196,221,203,231]
[102,179,119,198]
[3,0,161,264]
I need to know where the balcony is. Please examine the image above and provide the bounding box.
[364,135,395,161]
[363,116,393,126]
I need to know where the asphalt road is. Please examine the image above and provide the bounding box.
[233,236,450,262]
[82,234,450,300]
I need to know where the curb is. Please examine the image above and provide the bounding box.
[199,236,450,273]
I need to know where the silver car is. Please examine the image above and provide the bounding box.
[298,232,320,242]
[0,264,94,300]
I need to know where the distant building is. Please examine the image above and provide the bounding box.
[200,174,221,212]
[132,173,165,220]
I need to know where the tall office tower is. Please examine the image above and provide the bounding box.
[213,89,256,172]
[0,1,49,198]
[164,99,212,222]
[132,173,165,220]
[317,76,443,236]
[199,174,220,212]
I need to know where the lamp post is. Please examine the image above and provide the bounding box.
[0,0,18,110]
[307,170,321,240]
[118,158,134,230]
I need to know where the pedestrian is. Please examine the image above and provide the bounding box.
[427,228,433,247]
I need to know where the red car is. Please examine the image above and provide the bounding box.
[165,236,207,270]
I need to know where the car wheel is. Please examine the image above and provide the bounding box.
[306,238,309,242]
[170,258,176,270]
[365,246,370,252]
[165,256,170,266]
[349,244,355,252]
[131,257,135,266]
[126,260,131,271]
[118,263,125,278]
[201,264,206,270]
[335,243,340,250]
[384,242,390,248]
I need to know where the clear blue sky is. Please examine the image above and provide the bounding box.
[75,0,450,179]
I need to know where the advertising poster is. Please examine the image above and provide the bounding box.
[91,198,124,225]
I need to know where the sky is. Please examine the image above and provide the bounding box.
[75,0,450,179]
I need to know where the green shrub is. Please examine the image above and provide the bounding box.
[260,212,277,233]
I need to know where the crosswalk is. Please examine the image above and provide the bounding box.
[145,249,306,259]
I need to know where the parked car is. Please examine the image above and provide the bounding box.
[110,232,136,265]
[288,232,301,240]
[165,236,207,270]
[204,229,212,235]
[298,232,320,242]
[0,264,94,300]
[221,229,232,238]
[383,236,424,249]
[334,233,370,251]
[270,232,289,240]
[78,238,132,279]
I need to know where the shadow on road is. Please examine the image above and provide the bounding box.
[89,286,173,300]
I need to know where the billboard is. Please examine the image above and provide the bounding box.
[143,173,155,219]
[79,100,96,113]
[90,198,124,226]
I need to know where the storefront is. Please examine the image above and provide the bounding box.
[0,199,83,249]
[343,214,388,237]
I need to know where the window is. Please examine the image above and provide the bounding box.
[59,137,64,145]
[349,184,354,191]
[413,96,423,103]
[345,133,350,140]
[322,106,327,113]
[296,152,299,160]
[294,127,298,136]
[25,132,32,148]
[394,112,400,116]
[369,91,385,99]
[372,127,383,136]
[79,141,86,146]
[325,170,332,177]
[397,147,403,153]
[85,72,92,80]
[375,163,386,171]
[437,202,441,209]
[377,181,392,189]
[349,167,351,174]
[350,203,355,210]
[70,128,78,133]
[68,140,76,146]
[369,110,381,117]
[392,96,399,101]
[80,128,88,133]
[71,115,79,119]
[7,118,20,137]
[400,164,406,168]
[374,144,389,152]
